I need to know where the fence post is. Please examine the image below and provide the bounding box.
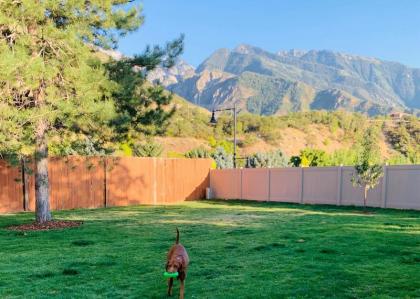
[336,166,343,206]
[21,159,30,211]
[381,166,388,208]
[153,158,157,205]
[268,169,271,202]
[103,158,108,208]
[300,167,304,204]
[240,168,243,200]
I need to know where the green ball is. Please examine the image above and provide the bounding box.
[163,271,179,278]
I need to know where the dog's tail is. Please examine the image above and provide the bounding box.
[175,227,180,244]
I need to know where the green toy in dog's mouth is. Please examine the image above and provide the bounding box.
[163,271,179,278]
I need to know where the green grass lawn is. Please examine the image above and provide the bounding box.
[0,200,419,298]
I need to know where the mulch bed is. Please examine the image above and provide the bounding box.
[7,220,83,231]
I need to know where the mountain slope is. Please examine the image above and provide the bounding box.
[161,93,418,163]
[149,45,420,116]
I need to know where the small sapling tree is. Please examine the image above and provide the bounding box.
[351,127,384,208]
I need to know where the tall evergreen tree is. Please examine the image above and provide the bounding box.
[107,35,184,141]
[0,0,142,223]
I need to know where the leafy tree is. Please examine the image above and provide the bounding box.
[246,150,288,168]
[289,156,302,167]
[386,120,420,164]
[211,147,233,169]
[351,127,383,208]
[165,97,212,139]
[0,1,143,223]
[300,156,311,167]
[327,148,359,166]
[386,153,412,165]
[290,148,329,167]
[301,148,329,166]
[387,124,412,156]
[208,136,234,154]
[132,141,163,157]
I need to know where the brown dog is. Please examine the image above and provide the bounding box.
[166,228,189,299]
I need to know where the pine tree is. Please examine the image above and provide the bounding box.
[0,0,142,223]
[107,35,184,140]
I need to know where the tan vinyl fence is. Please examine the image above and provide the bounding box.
[0,157,212,214]
[210,165,420,210]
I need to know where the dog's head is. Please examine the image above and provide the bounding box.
[166,256,183,273]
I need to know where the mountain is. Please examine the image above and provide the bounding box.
[148,45,420,116]
[147,60,196,86]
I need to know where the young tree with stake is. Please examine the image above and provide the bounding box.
[352,127,384,208]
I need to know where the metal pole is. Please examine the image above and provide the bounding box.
[233,103,237,168]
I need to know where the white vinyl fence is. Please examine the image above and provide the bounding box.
[209,165,420,210]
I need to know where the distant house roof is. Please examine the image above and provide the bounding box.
[389,112,407,118]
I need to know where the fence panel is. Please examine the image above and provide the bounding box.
[386,166,420,209]
[188,159,212,200]
[210,169,241,199]
[270,168,302,203]
[0,157,212,214]
[106,157,155,207]
[0,161,23,213]
[302,167,338,205]
[27,157,106,211]
[209,165,420,210]
[156,158,211,204]
[106,157,212,207]
[241,169,269,201]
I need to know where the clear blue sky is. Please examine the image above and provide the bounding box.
[118,0,420,68]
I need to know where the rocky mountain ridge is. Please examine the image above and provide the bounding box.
[148,45,420,115]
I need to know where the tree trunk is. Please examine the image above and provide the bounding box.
[363,186,368,209]
[35,119,51,223]
[28,20,51,223]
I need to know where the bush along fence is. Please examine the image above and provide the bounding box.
[0,157,212,214]
[210,165,420,210]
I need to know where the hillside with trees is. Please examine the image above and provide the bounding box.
[128,93,419,167]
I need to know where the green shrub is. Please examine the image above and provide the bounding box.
[246,150,288,168]
[328,148,358,166]
[211,147,233,169]
[290,148,330,167]
[166,151,185,158]
[132,141,163,157]
[185,147,211,158]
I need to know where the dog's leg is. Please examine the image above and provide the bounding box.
[179,279,185,299]
[167,278,174,296]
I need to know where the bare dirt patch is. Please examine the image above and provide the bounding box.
[7,220,82,231]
